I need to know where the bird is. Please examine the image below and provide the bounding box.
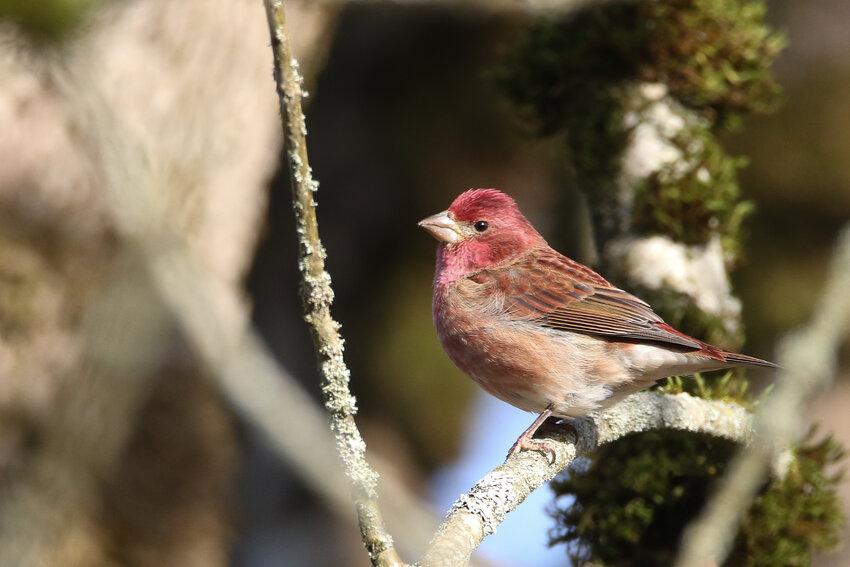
[419,188,775,460]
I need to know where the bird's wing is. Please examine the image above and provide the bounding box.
[469,247,712,353]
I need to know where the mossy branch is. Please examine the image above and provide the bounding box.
[422,391,754,567]
[674,222,850,567]
[261,2,404,566]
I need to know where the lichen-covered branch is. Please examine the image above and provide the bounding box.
[261,2,404,566]
[674,222,850,567]
[422,392,753,567]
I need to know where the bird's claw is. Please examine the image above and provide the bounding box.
[505,438,557,464]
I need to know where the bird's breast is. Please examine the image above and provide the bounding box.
[433,280,626,416]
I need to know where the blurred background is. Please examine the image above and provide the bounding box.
[0,0,848,566]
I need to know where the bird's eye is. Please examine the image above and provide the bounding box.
[473,220,489,232]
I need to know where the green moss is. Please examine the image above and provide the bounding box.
[550,429,845,566]
[551,430,735,566]
[497,0,784,251]
[498,7,640,137]
[499,0,783,133]
[655,371,752,407]
[633,126,756,258]
[497,8,637,189]
[638,0,785,125]
[730,432,846,566]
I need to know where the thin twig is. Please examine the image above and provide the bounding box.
[674,222,850,567]
[423,392,754,567]
[262,2,405,566]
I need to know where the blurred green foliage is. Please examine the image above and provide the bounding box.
[0,235,42,342]
[0,0,101,41]
[365,265,476,467]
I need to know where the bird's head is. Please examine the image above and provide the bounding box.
[419,189,545,283]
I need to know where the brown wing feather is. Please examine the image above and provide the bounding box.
[470,246,706,352]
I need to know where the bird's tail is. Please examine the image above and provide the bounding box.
[716,350,777,369]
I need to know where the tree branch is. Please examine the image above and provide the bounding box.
[260,5,783,567]
[262,2,404,566]
[422,391,754,567]
[674,222,850,567]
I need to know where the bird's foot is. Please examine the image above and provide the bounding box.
[505,403,559,463]
[505,436,557,463]
[505,415,578,463]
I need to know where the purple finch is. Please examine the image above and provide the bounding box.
[419,189,774,459]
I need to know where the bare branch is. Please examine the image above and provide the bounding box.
[423,392,754,567]
[262,1,404,565]
[674,222,850,567]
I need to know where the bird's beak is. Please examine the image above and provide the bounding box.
[418,210,461,244]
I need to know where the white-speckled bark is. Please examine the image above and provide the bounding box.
[423,392,753,567]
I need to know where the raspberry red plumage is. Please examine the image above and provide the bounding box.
[419,189,774,459]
